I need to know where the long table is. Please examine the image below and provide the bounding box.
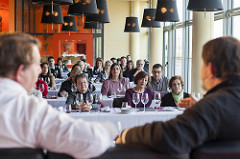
[69,109,183,131]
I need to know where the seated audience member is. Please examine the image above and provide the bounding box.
[123,60,134,78]
[93,58,107,83]
[161,76,189,107]
[125,71,154,108]
[39,62,56,88]
[66,73,96,111]
[117,58,121,65]
[36,79,48,97]
[126,55,131,62]
[120,56,127,72]
[110,57,117,64]
[67,63,80,77]
[79,59,93,80]
[129,59,149,82]
[101,63,130,96]
[149,64,169,96]
[48,56,62,78]
[116,36,240,155]
[55,57,68,72]
[59,66,95,97]
[0,32,117,159]
[104,60,112,79]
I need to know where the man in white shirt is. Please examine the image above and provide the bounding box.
[0,32,117,159]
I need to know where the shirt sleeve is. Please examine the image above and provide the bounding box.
[101,80,109,96]
[125,89,133,107]
[33,99,118,159]
[125,99,220,154]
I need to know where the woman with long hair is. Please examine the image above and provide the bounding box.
[101,63,130,96]
[39,62,55,88]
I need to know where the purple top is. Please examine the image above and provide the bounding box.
[101,77,130,96]
[125,88,155,108]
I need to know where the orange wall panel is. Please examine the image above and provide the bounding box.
[53,34,93,65]
[0,0,9,32]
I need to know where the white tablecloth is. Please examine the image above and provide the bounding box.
[47,96,114,108]
[47,90,59,96]
[55,78,65,84]
[69,109,183,131]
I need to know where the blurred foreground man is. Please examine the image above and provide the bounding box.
[0,32,117,159]
[117,36,240,154]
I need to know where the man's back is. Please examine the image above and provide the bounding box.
[0,78,117,158]
[124,76,240,154]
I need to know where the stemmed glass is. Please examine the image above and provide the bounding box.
[76,94,84,113]
[154,92,161,106]
[95,93,102,112]
[71,83,77,93]
[86,94,94,112]
[117,83,122,95]
[38,84,45,96]
[132,93,140,112]
[141,93,149,112]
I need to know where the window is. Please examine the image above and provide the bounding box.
[214,19,223,38]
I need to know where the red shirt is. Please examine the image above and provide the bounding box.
[36,79,48,97]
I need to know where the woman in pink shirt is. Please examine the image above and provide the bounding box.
[101,63,130,96]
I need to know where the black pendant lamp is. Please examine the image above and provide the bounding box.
[32,0,73,5]
[155,0,179,22]
[68,0,98,15]
[141,9,161,28]
[187,0,223,11]
[124,17,140,32]
[85,0,110,23]
[84,22,102,29]
[41,5,64,24]
[62,16,77,31]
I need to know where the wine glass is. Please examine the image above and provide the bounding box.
[71,83,77,93]
[38,83,45,94]
[117,83,122,95]
[141,93,149,112]
[132,93,140,112]
[95,93,102,112]
[86,94,94,112]
[154,92,161,106]
[76,94,83,112]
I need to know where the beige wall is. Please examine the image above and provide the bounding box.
[104,0,148,63]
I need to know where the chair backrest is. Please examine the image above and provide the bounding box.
[46,151,73,159]
[191,140,240,159]
[95,144,189,159]
[0,148,44,159]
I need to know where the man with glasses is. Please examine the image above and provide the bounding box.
[149,64,169,96]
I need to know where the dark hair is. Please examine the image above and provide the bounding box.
[71,64,80,71]
[0,32,40,77]
[168,76,184,89]
[57,57,62,62]
[202,36,240,80]
[108,63,123,80]
[75,73,88,84]
[48,56,54,61]
[94,58,104,70]
[81,59,86,63]
[121,56,126,59]
[134,71,150,88]
[152,64,163,70]
[110,57,116,61]
[40,62,51,77]
[126,60,134,71]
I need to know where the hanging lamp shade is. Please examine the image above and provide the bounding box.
[32,0,73,5]
[124,17,140,32]
[84,22,102,29]
[41,5,64,24]
[155,0,179,22]
[62,16,77,31]
[67,0,98,15]
[187,0,223,11]
[85,0,110,23]
[141,9,161,28]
